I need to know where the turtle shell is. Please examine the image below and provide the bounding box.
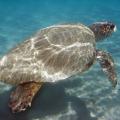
[0,24,96,85]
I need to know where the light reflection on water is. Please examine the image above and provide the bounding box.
[0,79,96,120]
[0,0,120,120]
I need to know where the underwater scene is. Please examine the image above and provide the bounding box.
[0,0,120,120]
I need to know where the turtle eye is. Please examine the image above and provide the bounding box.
[106,23,115,31]
[110,24,115,30]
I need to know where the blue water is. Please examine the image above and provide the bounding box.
[0,0,120,120]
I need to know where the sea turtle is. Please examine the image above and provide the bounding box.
[0,21,117,113]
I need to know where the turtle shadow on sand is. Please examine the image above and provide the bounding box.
[0,78,97,120]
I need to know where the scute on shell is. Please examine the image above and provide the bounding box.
[0,24,96,85]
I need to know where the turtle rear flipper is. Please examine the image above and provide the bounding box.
[96,50,117,87]
[9,81,43,113]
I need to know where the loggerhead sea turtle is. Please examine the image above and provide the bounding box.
[0,21,118,113]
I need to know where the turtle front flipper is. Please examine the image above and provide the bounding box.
[9,81,43,113]
[96,50,117,87]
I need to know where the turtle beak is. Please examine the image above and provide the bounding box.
[108,22,117,32]
[113,25,117,32]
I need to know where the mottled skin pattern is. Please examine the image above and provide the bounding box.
[0,22,118,113]
[9,81,43,112]
[96,50,117,87]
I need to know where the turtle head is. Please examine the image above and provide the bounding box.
[89,21,116,42]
